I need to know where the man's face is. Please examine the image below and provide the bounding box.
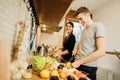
[77,13,89,27]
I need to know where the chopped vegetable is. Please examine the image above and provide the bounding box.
[66,62,73,68]
[46,56,57,66]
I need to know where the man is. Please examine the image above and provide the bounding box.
[72,7,106,80]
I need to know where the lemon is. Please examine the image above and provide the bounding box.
[40,69,50,79]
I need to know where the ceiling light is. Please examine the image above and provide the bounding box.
[42,27,46,31]
[42,24,46,28]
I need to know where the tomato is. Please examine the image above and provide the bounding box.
[73,70,82,78]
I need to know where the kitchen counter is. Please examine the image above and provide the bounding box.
[106,51,120,55]
[106,51,120,59]
[22,72,48,80]
[22,70,91,80]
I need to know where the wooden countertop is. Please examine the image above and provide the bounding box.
[22,70,90,80]
[22,72,48,80]
[106,51,120,59]
[106,51,120,55]
[22,73,90,80]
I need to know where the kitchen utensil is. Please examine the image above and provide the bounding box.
[69,55,75,62]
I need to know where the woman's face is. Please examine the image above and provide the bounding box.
[65,23,73,35]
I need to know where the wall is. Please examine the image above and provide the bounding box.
[94,0,120,50]
[0,0,27,55]
[40,30,63,48]
[94,0,120,80]
[0,0,30,79]
[0,41,10,80]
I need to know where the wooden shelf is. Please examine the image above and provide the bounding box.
[106,51,120,59]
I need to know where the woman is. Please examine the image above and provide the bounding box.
[54,22,76,62]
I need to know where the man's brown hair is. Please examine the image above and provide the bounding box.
[74,6,91,17]
[74,6,93,19]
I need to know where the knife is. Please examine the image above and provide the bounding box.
[69,55,75,62]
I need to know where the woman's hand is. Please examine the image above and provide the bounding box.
[52,51,62,59]
[53,47,63,53]
[53,53,60,57]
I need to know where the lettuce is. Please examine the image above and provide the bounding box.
[32,56,47,70]
[46,56,57,65]
[32,56,57,70]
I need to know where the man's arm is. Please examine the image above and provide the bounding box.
[72,37,106,68]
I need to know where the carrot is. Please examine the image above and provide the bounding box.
[43,61,51,70]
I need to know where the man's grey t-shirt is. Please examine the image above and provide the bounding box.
[76,22,106,67]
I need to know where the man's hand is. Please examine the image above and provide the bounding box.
[72,48,77,56]
[72,59,82,68]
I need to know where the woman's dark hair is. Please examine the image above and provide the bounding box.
[66,21,74,28]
